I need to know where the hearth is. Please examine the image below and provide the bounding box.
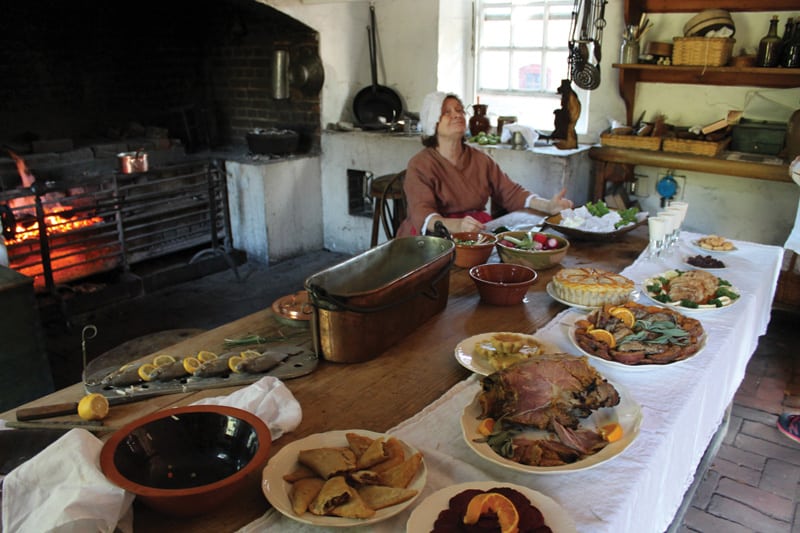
[1,158,233,295]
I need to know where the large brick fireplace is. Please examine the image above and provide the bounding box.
[0,0,324,299]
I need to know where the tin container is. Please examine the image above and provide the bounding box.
[305,236,455,363]
[117,151,148,174]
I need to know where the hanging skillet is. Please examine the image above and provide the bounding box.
[353,3,403,129]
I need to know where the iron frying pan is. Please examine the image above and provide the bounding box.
[353,4,403,128]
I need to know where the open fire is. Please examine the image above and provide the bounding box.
[1,152,232,294]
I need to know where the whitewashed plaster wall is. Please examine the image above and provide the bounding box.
[226,157,323,263]
[257,0,799,251]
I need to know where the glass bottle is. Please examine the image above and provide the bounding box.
[468,104,490,136]
[781,19,800,68]
[757,16,782,68]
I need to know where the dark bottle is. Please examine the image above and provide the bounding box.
[782,19,800,68]
[468,104,490,135]
[757,15,782,68]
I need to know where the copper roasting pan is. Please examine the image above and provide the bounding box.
[305,236,455,363]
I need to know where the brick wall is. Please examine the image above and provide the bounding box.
[0,0,321,154]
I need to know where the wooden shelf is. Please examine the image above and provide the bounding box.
[589,145,791,200]
[624,0,799,26]
[614,64,800,125]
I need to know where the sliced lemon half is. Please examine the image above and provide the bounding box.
[182,357,201,374]
[77,393,109,421]
[152,354,176,367]
[228,355,244,373]
[137,363,159,381]
[240,349,261,359]
[197,350,218,362]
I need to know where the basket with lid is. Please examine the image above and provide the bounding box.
[305,236,455,363]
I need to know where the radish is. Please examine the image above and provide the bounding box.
[546,237,559,249]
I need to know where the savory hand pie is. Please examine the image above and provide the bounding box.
[298,447,357,479]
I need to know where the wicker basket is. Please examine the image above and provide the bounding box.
[662,137,731,156]
[672,37,734,67]
[600,133,662,151]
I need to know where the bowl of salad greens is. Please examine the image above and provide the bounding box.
[495,230,569,270]
[543,201,647,241]
[452,232,498,268]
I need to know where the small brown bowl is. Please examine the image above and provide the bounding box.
[469,263,538,306]
[100,405,271,516]
[452,232,497,268]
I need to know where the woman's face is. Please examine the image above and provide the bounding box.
[436,97,467,139]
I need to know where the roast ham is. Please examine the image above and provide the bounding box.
[478,353,620,431]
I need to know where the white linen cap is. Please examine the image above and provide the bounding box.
[420,91,447,136]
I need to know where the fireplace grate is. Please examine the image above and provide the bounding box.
[0,159,233,293]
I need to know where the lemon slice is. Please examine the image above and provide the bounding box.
[182,357,201,374]
[152,354,176,367]
[197,350,218,362]
[240,349,261,359]
[77,393,109,421]
[137,363,158,381]
[228,355,244,373]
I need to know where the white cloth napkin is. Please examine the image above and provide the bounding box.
[1,428,134,533]
[500,124,539,147]
[191,376,302,441]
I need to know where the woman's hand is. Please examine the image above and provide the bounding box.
[543,188,573,214]
[428,215,485,235]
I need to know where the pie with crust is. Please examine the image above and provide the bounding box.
[551,267,634,307]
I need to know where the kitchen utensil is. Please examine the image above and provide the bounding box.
[117,150,148,174]
[353,4,403,127]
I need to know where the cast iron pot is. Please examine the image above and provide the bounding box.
[353,4,402,128]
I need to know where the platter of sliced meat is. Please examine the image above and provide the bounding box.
[460,353,642,473]
[567,301,706,371]
[642,269,740,311]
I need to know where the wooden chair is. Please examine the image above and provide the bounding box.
[369,170,407,247]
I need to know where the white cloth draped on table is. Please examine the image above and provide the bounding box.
[243,231,783,533]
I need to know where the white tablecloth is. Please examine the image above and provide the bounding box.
[243,231,782,533]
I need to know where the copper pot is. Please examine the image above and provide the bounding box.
[117,151,148,174]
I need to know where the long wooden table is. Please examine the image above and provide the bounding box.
[2,225,648,532]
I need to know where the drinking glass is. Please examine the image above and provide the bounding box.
[647,216,666,258]
[665,206,684,245]
[657,211,676,253]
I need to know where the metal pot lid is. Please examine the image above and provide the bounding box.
[271,290,313,321]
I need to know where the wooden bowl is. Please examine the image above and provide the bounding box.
[100,405,271,516]
[469,263,537,306]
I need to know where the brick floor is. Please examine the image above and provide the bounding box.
[681,308,800,532]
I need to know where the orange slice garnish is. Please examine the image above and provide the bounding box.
[609,307,635,328]
[601,422,623,442]
[588,328,616,348]
[463,492,520,533]
[477,418,495,436]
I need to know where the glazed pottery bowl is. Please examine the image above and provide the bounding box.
[495,231,569,270]
[100,405,271,516]
[452,232,497,268]
[469,263,538,305]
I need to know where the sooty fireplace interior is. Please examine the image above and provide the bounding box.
[0,0,323,297]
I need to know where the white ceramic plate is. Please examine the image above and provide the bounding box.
[460,378,642,474]
[642,270,740,311]
[546,281,638,311]
[406,481,577,532]
[566,314,706,372]
[454,332,558,376]
[682,256,727,271]
[691,239,738,254]
[262,429,427,527]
